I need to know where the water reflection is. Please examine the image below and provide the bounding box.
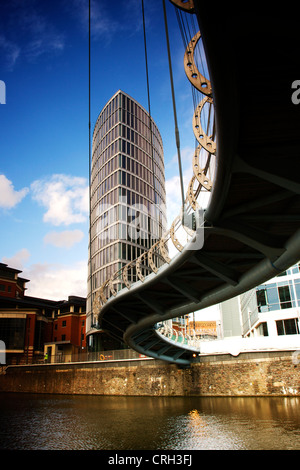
[0,394,300,450]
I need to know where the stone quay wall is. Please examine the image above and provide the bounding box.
[0,350,300,397]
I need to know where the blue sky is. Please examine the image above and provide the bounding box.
[0,0,198,300]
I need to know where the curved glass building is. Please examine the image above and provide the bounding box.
[87,90,167,351]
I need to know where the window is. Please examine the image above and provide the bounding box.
[262,322,268,336]
[61,334,66,341]
[257,322,268,336]
[277,270,287,277]
[292,264,300,274]
[278,285,292,309]
[295,280,300,306]
[265,284,280,311]
[256,290,266,310]
[276,318,299,335]
[0,317,26,349]
[62,320,67,327]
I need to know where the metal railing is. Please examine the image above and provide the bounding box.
[7,349,151,366]
[156,323,201,350]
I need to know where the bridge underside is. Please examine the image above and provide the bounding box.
[98,2,300,365]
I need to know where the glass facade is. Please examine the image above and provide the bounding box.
[256,264,300,312]
[0,317,26,350]
[86,91,166,344]
[240,263,300,337]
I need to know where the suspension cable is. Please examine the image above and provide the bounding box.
[162,0,185,211]
[88,0,93,321]
[141,0,156,194]
[175,7,197,149]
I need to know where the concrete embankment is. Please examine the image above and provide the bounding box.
[1,350,300,396]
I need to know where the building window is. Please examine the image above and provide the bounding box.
[277,270,287,277]
[265,284,280,311]
[0,284,5,292]
[292,264,300,274]
[62,320,66,327]
[276,318,299,335]
[295,280,300,306]
[257,322,268,336]
[278,285,292,309]
[256,289,267,312]
[0,317,26,349]
[61,334,66,341]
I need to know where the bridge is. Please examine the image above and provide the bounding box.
[92,0,300,366]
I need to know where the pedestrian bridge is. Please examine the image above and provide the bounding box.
[91,0,300,365]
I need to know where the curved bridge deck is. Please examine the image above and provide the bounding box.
[95,1,300,365]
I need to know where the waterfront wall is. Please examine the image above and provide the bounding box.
[1,350,300,397]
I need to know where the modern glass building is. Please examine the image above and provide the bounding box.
[216,262,300,338]
[242,263,300,337]
[86,90,167,350]
[218,262,300,338]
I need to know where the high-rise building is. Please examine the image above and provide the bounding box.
[86,90,167,351]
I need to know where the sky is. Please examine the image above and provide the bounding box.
[0,0,204,304]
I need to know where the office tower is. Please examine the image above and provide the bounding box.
[86,90,167,350]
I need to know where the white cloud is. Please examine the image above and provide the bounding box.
[23,261,87,300]
[165,145,195,171]
[44,229,84,248]
[67,0,118,40]
[2,248,87,300]
[165,166,192,259]
[2,248,31,271]
[0,36,20,71]
[165,144,213,227]
[31,174,89,226]
[1,4,65,69]
[164,145,213,259]
[165,163,193,227]
[22,9,65,62]
[0,174,29,209]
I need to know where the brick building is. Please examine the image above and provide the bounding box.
[0,263,86,365]
[45,296,86,363]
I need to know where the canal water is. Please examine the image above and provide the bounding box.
[0,393,300,451]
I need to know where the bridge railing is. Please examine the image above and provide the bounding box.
[155,322,201,350]
[6,349,150,366]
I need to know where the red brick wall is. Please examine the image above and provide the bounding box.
[53,314,86,348]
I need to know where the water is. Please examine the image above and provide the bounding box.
[0,393,300,450]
